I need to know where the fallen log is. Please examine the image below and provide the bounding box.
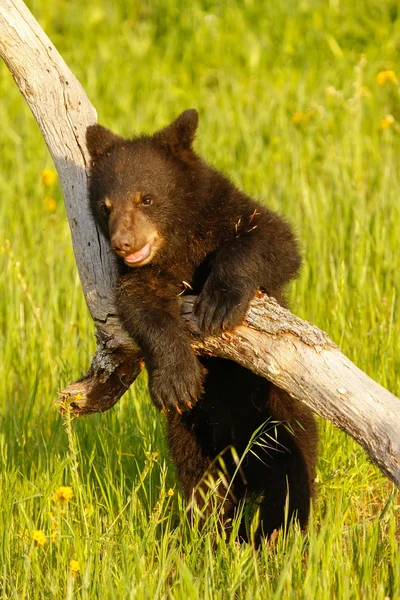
[1,0,399,489]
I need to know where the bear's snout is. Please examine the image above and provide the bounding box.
[111,233,134,256]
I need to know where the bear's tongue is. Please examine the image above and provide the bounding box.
[124,242,152,265]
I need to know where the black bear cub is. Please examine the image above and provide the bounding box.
[86,109,317,538]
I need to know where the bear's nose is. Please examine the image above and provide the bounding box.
[111,236,132,255]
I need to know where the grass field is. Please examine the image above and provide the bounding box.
[1,0,399,597]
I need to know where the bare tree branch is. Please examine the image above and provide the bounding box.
[183,295,400,489]
[1,0,399,489]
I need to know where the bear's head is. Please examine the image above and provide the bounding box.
[86,109,199,267]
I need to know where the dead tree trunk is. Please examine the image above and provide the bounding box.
[0,0,142,411]
[1,0,399,489]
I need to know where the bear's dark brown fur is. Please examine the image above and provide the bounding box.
[86,110,318,538]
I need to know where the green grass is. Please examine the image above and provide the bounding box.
[1,0,399,597]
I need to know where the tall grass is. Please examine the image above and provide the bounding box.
[0,0,399,597]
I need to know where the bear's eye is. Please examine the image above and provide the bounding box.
[141,195,153,206]
[102,203,111,216]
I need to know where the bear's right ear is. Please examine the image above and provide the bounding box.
[153,109,199,154]
[86,124,123,161]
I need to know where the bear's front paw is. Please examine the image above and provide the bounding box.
[194,287,249,335]
[148,353,205,414]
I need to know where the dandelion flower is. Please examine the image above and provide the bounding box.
[376,70,398,86]
[380,115,395,130]
[50,532,58,543]
[32,530,46,547]
[292,112,307,124]
[167,488,174,497]
[40,168,57,186]
[292,109,317,125]
[51,486,74,505]
[70,559,80,577]
[44,196,56,211]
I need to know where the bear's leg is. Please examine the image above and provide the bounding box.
[166,411,241,531]
[256,443,314,537]
[256,386,318,536]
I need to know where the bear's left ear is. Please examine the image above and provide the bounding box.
[153,109,199,153]
[86,124,124,161]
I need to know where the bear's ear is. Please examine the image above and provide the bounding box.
[86,124,123,161]
[153,109,199,153]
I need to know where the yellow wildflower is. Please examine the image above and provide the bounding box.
[50,532,58,543]
[32,530,46,547]
[292,109,317,125]
[44,196,56,211]
[51,486,74,505]
[380,115,395,130]
[376,70,398,86]
[40,168,57,186]
[167,488,174,497]
[292,112,307,124]
[70,559,80,577]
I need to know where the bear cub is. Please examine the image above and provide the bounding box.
[86,110,317,538]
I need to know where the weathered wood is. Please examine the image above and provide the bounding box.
[183,295,400,488]
[0,0,138,412]
[1,0,399,489]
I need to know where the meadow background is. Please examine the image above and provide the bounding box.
[1,0,399,597]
